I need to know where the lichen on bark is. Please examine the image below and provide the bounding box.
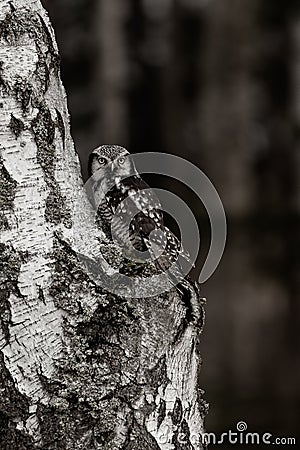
[0,157,17,230]
[31,104,72,227]
[9,113,25,137]
[0,353,35,450]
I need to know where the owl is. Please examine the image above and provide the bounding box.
[87,145,190,282]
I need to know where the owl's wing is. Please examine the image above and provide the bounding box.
[106,175,164,231]
[122,178,193,264]
[103,175,161,256]
[105,175,193,269]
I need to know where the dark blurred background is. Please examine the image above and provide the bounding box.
[42,0,300,446]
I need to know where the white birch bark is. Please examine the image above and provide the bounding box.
[0,1,206,448]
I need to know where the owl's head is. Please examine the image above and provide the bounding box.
[88,145,136,179]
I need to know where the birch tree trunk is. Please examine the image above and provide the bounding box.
[0,1,206,448]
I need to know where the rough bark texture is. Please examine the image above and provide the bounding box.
[0,1,206,449]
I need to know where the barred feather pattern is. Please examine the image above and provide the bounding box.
[88,146,191,282]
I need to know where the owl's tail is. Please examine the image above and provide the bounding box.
[175,276,206,330]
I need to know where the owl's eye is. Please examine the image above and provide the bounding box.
[118,157,126,165]
[98,157,107,165]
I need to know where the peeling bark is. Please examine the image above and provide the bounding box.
[0,1,206,448]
